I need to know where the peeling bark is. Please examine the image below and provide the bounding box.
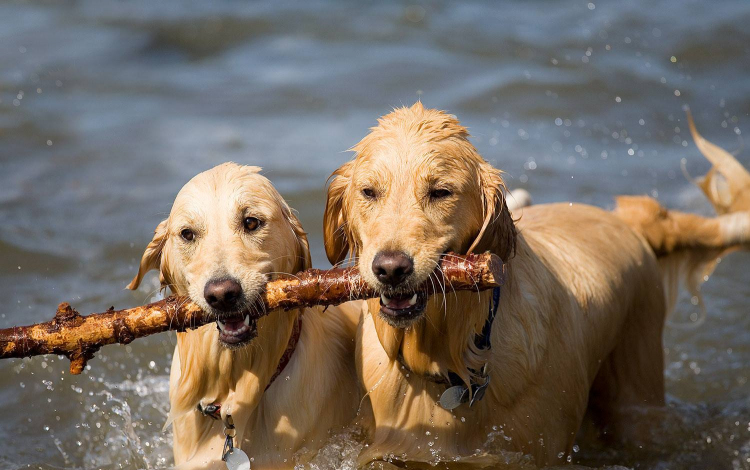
[0,252,503,374]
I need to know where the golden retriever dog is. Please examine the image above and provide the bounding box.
[323,103,750,467]
[614,112,750,322]
[128,163,361,469]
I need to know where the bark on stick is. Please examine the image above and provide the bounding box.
[0,252,503,374]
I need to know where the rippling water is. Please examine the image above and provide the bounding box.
[1,1,749,469]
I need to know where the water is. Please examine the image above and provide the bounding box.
[1,1,748,468]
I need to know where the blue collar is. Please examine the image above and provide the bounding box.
[478,286,501,351]
[439,285,501,410]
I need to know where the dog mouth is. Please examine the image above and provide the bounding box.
[379,291,428,325]
[216,313,258,347]
[374,253,452,327]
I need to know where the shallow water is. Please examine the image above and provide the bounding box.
[0,1,748,469]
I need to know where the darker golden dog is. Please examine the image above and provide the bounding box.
[323,103,749,467]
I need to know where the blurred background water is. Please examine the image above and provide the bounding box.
[0,1,749,469]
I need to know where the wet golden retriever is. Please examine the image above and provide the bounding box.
[323,103,750,467]
[128,163,361,469]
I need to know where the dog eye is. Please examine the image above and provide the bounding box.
[243,217,262,232]
[361,188,377,200]
[180,229,195,241]
[430,188,452,199]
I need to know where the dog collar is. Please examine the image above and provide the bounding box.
[396,286,501,411]
[197,313,303,420]
[438,285,500,410]
[267,312,303,387]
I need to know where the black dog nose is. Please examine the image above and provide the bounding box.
[204,278,243,312]
[372,251,414,286]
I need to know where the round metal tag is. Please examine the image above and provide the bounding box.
[439,385,468,410]
[225,448,251,470]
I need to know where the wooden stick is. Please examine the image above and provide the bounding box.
[0,252,503,374]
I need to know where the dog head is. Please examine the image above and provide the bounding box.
[128,162,311,347]
[324,103,515,328]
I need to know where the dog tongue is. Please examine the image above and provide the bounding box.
[386,294,413,310]
[222,319,245,332]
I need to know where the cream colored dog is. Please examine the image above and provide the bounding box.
[128,163,361,469]
[323,103,750,467]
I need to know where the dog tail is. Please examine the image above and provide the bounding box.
[615,114,750,322]
[614,196,750,323]
[682,110,750,214]
[506,188,532,214]
[614,195,750,319]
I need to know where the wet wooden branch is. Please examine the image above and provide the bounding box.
[0,252,503,374]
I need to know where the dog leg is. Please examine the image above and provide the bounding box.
[583,286,666,447]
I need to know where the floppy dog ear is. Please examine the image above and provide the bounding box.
[467,163,516,261]
[324,161,354,265]
[127,219,168,290]
[281,204,313,273]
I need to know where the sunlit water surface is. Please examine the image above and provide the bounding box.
[1,1,749,469]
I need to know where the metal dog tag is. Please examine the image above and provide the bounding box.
[225,448,251,470]
[439,385,468,410]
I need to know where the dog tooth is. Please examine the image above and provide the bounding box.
[408,294,418,306]
[381,294,390,304]
[244,314,250,326]
[217,320,226,332]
